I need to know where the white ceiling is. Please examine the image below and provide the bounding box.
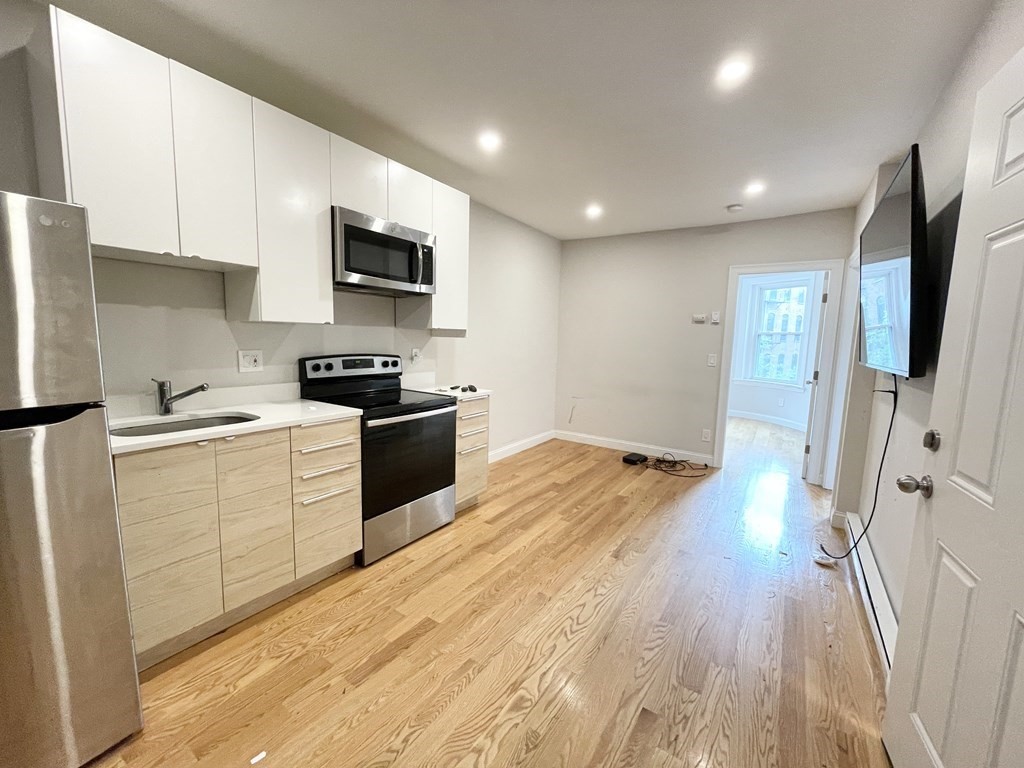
[150,0,991,240]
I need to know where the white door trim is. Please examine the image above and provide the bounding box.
[713,258,846,473]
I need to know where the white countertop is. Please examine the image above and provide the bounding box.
[108,399,362,455]
[418,386,493,401]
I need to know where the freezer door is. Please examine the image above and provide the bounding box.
[0,405,142,768]
[0,191,105,411]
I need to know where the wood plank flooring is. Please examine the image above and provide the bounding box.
[91,418,889,768]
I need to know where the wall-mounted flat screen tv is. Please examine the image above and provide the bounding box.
[859,144,929,378]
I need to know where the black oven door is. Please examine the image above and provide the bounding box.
[361,406,457,520]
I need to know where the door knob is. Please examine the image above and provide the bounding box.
[896,474,933,499]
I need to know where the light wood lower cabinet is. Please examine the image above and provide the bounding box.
[113,419,363,658]
[215,430,294,611]
[456,395,490,508]
[114,442,224,654]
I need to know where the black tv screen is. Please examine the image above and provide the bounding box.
[859,145,928,378]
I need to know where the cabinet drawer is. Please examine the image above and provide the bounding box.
[457,396,489,420]
[456,444,488,503]
[292,460,361,502]
[291,436,361,476]
[290,416,360,452]
[119,501,220,582]
[294,483,362,577]
[456,424,489,452]
[216,428,291,498]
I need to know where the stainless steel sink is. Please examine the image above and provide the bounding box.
[109,413,259,438]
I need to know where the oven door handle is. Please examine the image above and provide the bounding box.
[365,405,457,428]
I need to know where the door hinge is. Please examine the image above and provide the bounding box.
[822,292,828,303]
[813,370,819,382]
[804,444,811,455]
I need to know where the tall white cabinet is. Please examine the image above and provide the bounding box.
[54,9,180,256]
[170,62,258,268]
[330,135,388,220]
[387,160,433,233]
[226,101,333,324]
[429,181,471,330]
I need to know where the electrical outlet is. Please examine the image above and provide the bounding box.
[411,347,422,363]
[692,313,707,324]
[707,353,717,367]
[701,428,712,442]
[238,350,263,373]
[777,397,785,407]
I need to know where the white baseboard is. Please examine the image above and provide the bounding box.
[847,512,897,675]
[489,431,556,463]
[727,409,807,433]
[829,507,848,530]
[554,430,713,465]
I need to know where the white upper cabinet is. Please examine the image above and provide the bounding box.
[430,181,471,330]
[170,62,258,268]
[54,9,180,255]
[330,135,388,220]
[387,160,433,233]
[245,99,332,324]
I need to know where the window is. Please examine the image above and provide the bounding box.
[749,276,811,385]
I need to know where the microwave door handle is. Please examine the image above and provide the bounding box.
[415,243,424,285]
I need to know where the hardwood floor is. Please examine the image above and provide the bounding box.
[92,419,889,768]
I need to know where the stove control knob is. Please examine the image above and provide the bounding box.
[311,363,321,373]
[324,362,334,372]
[381,360,390,368]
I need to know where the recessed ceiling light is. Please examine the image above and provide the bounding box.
[744,180,766,196]
[585,203,604,220]
[726,203,744,213]
[716,55,753,90]
[478,130,502,153]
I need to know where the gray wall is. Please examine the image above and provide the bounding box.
[555,208,855,457]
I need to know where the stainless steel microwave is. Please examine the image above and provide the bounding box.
[332,206,436,297]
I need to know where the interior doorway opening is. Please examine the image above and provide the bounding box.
[714,260,846,486]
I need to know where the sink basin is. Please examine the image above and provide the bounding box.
[110,413,260,438]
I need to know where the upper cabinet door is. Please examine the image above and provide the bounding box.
[431,181,471,331]
[252,100,333,324]
[330,135,388,220]
[54,10,179,255]
[170,62,258,268]
[387,160,433,233]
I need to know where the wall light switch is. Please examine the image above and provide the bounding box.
[238,350,263,373]
[707,353,717,367]
[701,428,712,442]
[692,313,707,324]
[711,311,721,325]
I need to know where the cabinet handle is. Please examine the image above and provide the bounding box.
[300,438,356,454]
[459,412,488,421]
[223,435,236,442]
[301,463,355,481]
[301,484,358,506]
[459,427,488,438]
[461,394,488,403]
[196,440,210,446]
[458,444,487,456]
[298,416,357,428]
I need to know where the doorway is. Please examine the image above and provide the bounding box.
[713,259,846,485]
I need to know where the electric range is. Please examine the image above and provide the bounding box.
[298,354,457,565]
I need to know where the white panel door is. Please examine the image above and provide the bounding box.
[252,100,333,324]
[430,180,470,330]
[330,134,388,220]
[885,45,1024,768]
[55,9,179,255]
[387,160,433,233]
[170,61,258,267]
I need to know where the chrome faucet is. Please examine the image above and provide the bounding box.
[152,379,209,415]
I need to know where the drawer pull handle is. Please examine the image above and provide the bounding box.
[459,412,488,421]
[300,438,356,454]
[223,436,236,442]
[196,440,210,446]
[459,427,488,438]
[301,463,355,481]
[460,394,487,402]
[298,416,357,428]
[301,484,358,506]
[459,444,487,456]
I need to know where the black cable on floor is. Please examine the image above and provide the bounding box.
[821,373,899,560]
[645,453,708,478]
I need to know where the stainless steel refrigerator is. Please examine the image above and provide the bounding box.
[0,191,142,766]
